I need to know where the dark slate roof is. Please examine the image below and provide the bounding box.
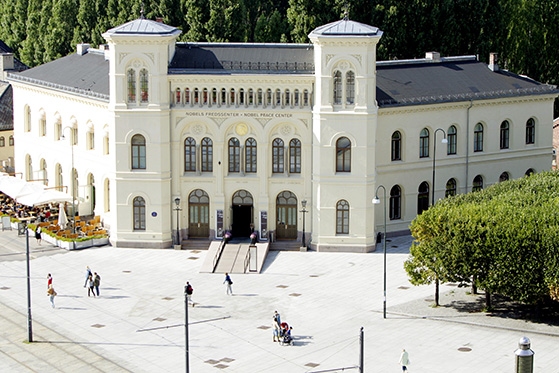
[169,43,314,73]
[8,51,109,101]
[309,19,382,37]
[104,18,180,36]
[376,58,558,107]
[0,39,28,72]
[0,82,13,130]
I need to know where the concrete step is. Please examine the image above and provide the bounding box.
[180,239,211,250]
[270,240,302,251]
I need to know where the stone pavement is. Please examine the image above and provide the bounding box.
[0,231,557,372]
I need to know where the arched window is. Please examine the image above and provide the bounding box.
[104,178,110,212]
[248,89,254,105]
[25,106,31,132]
[185,88,190,104]
[203,88,208,105]
[333,70,342,105]
[419,128,429,158]
[336,137,351,172]
[275,89,281,106]
[266,89,272,106]
[272,138,284,173]
[474,123,483,152]
[127,69,136,103]
[526,118,535,144]
[133,196,146,231]
[525,168,535,177]
[88,128,94,150]
[417,181,429,214]
[131,134,146,170]
[220,88,226,105]
[139,68,149,103]
[500,120,509,149]
[445,178,457,197]
[389,185,401,220]
[289,139,301,173]
[346,71,355,104]
[103,133,109,155]
[294,89,300,106]
[201,137,213,172]
[55,164,63,190]
[336,200,350,234]
[9,135,13,146]
[228,138,240,172]
[175,88,181,104]
[499,172,509,182]
[212,88,217,105]
[303,90,309,106]
[391,131,401,161]
[245,138,257,173]
[257,89,263,106]
[285,89,290,106]
[40,117,46,136]
[472,175,483,191]
[230,88,236,105]
[447,125,457,155]
[239,88,245,105]
[184,137,196,172]
[194,88,199,104]
[0,137,5,147]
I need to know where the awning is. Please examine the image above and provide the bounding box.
[0,175,74,207]
[17,189,74,207]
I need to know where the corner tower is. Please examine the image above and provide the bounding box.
[308,19,383,252]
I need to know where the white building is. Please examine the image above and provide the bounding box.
[8,17,558,251]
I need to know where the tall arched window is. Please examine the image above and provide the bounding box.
[228,138,240,172]
[131,134,146,170]
[336,200,350,234]
[248,89,254,105]
[447,125,457,155]
[419,128,429,158]
[175,88,181,104]
[245,138,257,173]
[201,137,213,172]
[203,88,208,105]
[40,117,46,136]
[417,181,429,214]
[389,185,401,220]
[294,89,300,106]
[474,123,483,152]
[289,138,301,173]
[303,90,309,106]
[0,137,5,147]
[333,71,342,104]
[184,137,196,172]
[272,138,284,173]
[391,131,401,161]
[526,118,535,144]
[336,137,351,172]
[275,89,281,106]
[257,89,263,106]
[220,88,226,105]
[500,120,509,149]
[25,106,31,132]
[346,71,355,104]
[194,88,199,104]
[133,196,146,231]
[445,178,457,197]
[285,89,290,106]
[185,88,190,105]
[212,88,217,105]
[239,88,245,105]
[230,88,236,105]
[472,175,483,191]
[9,135,14,146]
[139,68,149,103]
[266,89,272,106]
[499,172,509,182]
[127,69,136,103]
[104,178,110,212]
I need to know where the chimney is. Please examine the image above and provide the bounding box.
[77,43,91,56]
[0,53,14,71]
[101,44,110,61]
[156,17,164,23]
[425,51,441,62]
[489,53,499,72]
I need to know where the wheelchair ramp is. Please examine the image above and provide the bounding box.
[201,241,270,274]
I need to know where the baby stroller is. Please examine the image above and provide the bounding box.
[279,322,293,346]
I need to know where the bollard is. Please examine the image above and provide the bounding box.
[514,337,534,373]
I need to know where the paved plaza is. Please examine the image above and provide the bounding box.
[0,230,557,372]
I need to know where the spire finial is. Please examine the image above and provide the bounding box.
[140,0,146,19]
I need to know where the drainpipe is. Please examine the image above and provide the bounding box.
[465,100,473,194]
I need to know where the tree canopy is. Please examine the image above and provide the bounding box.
[406,171,559,309]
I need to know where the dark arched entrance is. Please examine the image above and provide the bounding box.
[232,190,253,238]
[276,191,297,239]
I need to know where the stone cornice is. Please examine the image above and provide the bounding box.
[9,82,109,109]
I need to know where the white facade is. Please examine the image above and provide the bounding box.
[8,18,558,251]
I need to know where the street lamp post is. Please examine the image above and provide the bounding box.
[300,200,308,249]
[372,185,387,319]
[174,198,181,246]
[432,128,448,205]
[25,222,33,342]
[62,127,76,233]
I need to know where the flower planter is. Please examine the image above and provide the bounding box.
[93,237,110,247]
[73,240,93,250]
[57,240,73,250]
[43,234,57,245]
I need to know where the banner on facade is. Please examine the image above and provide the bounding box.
[216,209,224,238]
[260,210,267,241]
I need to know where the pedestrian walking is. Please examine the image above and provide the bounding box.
[223,272,233,295]
[185,281,194,307]
[47,273,52,289]
[87,274,96,297]
[47,284,57,308]
[93,272,101,296]
[399,349,410,371]
[84,266,92,287]
[273,315,280,342]
[35,225,42,245]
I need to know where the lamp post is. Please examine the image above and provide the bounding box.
[372,185,387,319]
[300,199,308,249]
[174,198,181,246]
[432,128,448,205]
[25,222,33,342]
[61,126,76,233]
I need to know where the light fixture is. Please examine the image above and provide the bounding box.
[372,197,380,204]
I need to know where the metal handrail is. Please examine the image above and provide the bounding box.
[213,240,226,272]
[244,246,251,273]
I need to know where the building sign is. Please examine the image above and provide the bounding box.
[260,210,268,241]
[183,111,293,119]
[216,209,224,238]
[151,212,157,217]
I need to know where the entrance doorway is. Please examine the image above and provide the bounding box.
[276,191,297,239]
[231,190,253,238]
[189,189,209,237]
